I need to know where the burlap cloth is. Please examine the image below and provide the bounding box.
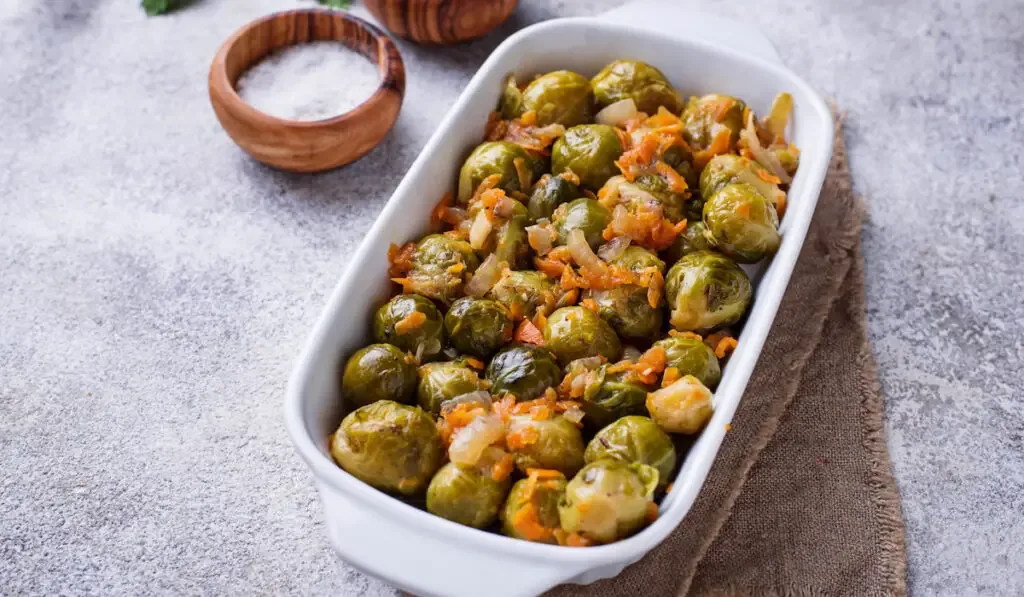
[551,116,908,597]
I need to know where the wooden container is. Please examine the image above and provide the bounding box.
[208,10,405,173]
[363,0,518,45]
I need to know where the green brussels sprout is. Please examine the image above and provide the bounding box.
[663,220,713,264]
[404,234,480,304]
[444,297,514,359]
[654,334,721,390]
[774,146,800,176]
[457,141,537,204]
[665,251,752,333]
[543,306,622,364]
[426,462,511,529]
[507,414,586,476]
[680,94,746,154]
[552,198,611,250]
[585,416,677,488]
[485,344,562,402]
[599,175,686,224]
[646,375,714,434]
[341,343,418,408]
[579,366,649,429]
[467,195,532,269]
[586,245,665,340]
[699,154,768,199]
[499,75,524,120]
[331,401,443,495]
[486,269,556,319]
[558,459,659,543]
[520,70,595,127]
[703,183,780,263]
[373,294,445,361]
[590,59,683,114]
[527,174,580,222]
[551,124,624,190]
[501,473,568,543]
[416,360,488,416]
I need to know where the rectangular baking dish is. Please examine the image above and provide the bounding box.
[285,3,833,596]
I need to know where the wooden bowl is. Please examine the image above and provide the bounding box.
[209,10,405,173]
[363,0,518,45]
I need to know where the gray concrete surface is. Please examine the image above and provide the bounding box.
[1,0,1021,595]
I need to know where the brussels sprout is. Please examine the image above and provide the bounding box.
[373,294,445,361]
[426,462,511,529]
[499,75,524,119]
[558,459,659,543]
[486,269,557,319]
[486,344,562,402]
[527,174,580,222]
[551,124,624,190]
[699,154,770,199]
[417,360,488,416]
[543,306,622,364]
[646,375,714,434]
[552,197,611,250]
[501,473,568,543]
[665,251,752,333]
[774,145,800,176]
[585,416,677,488]
[680,94,746,154]
[579,365,649,429]
[466,195,532,269]
[520,70,595,127]
[506,414,586,476]
[457,141,537,204]
[663,220,713,264]
[703,183,780,263]
[341,343,418,408]
[586,246,665,340]
[654,334,721,390]
[599,175,686,223]
[591,59,683,115]
[331,401,443,495]
[404,234,480,304]
[444,297,514,359]
[612,245,666,273]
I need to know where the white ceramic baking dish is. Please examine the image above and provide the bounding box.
[285,2,833,595]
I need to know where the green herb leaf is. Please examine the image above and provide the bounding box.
[316,0,353,9]
[142,0,183,16]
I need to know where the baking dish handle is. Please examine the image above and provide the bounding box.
[595,0,783,65]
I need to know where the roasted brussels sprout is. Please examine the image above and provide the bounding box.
[426,462,510,528]
[486,269,556,318]
[499,75,524,120]
[486,344,562,402]
[578,366,649,429]
[373,294,445,361]
[599,175,686,223]
[417,359,488,416]
[665,251,752,333]
[341,343,418,408]
[501,473,568,543]
[551,124,624,190]
[646,375,714,434]
[507,414,586,476]
[585,416,677,488]
[520,70,595,127]
[654,334,721,390]
[680,94,747,154]
[444,297,514,359]
[466,195,532,269]
[457,141,537,204]
[703,183,781,263]
[586,246,666,340]
[331,401,443,495]
[403,234,480,304]
[558,459,659,543]
[699,154,775,199]
[552,198,611,250]
[663,220,713,263]
[591,59,683,114]
[527,174,580,222]
[543,306,622,364]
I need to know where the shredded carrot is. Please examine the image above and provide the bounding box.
[544,388,558,401]
[662,366,682,387]
[580,298,599,313]
[508,300,526,322]
[606,360,634,374]
[514,319,545,346]
[712,97,737,123]
[558,169,581,186]
[736,202,751,218]
[665,482,674,494]
[533,311,548,332]
[491,452,516,482]
[692,129,732,168]
[553,399,581,413]
[756,169,782,185]
[714,336,738,359]
[484,111,507,140]
[561,532,593,547]
[631,346,667,385]
[775,193,787,218]
[387,242,417,277]
[526,468,563,480]
[394,311,426,335]
[535,257,566,279]
[463,357,485,370]
[530,404,551,421]
[645,268,665,308]
[512,505,554,542]
[471,174,503,204]
[519,110,538,126]
[557,288,580,307]
[403,352,419,365]
[492,394,516,423]
[645,501,660,523]
[655,161,689,194]
[430,193,453,230]
[513,157,532,191]
[506,426,540,450]
[668,329,703,341]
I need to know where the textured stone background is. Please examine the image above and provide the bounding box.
[1,0,1021,595]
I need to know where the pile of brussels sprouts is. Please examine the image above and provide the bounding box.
[331,60,800,546]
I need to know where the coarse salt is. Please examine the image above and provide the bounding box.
[236,41,380,121]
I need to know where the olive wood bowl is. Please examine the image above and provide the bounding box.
[209,10,405,173]
[363,0,518,45]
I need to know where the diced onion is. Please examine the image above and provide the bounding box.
[764,92,793,139]
[440,391,493,416]
[526,222,555,255]
[567,228,607,275]
[596,98,638,127]
[464,253,504,297]
[449,414,506,467]
[562,404,585,425]
[741,111,791,184]
[597,236,631,262]
[493,194,520,219]
[469,210,493,250]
